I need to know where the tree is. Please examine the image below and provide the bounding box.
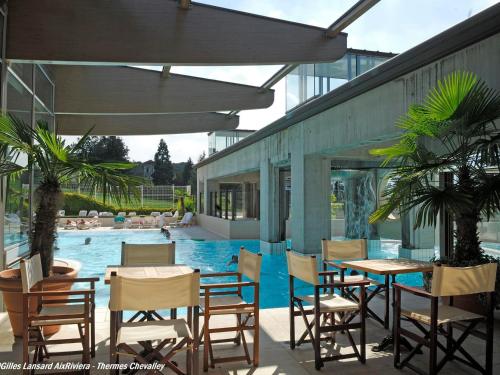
[182,158,194,186]
[0,118,140,276]
[75,136,129,162]
[198,151,206,163]
[152,139,173,185]
[370,72,500,263]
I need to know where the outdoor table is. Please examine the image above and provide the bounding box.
[104,264,194,284]
[341,258,433,352]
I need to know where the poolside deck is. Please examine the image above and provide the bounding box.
[0,294,498,374]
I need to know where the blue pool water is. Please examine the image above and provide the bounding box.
[55,231,423,308]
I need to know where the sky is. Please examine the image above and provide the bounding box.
[63,0,499,163]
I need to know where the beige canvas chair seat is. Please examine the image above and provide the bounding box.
[339,274,382,287]
[33,304,86,326]
[402,305,484,325]
[297,294,359,313]
[199,296,254,315]
[117,319,192,343]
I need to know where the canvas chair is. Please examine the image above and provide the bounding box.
[322,239,387,327]
[121,242,176,321]
[287,250,368,370]
[20,254,98,373]
[109,271,200,375]
[199,247,262,371]
[394,263,497,375]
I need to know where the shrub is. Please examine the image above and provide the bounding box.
[62,193,175,216]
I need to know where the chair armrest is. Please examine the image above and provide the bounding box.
[393,283,432,299]
[201,272,239,278]
[318,270,338,276]
[323,260,347,270]
[201,281,255,290]
[26,289,95,297]
[42,277,100,284]
[317,280,370,289]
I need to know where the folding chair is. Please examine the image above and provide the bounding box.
[287,250,368,370]
[199,247,262,371]
[121,242,176,322]
[394,263,497,375]
[20,254,98,374]
[322,239,387,327]
[109,270,200,375]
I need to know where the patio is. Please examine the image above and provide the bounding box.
[1,292,498,374]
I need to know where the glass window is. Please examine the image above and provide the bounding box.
[35,65,54,112]
[10,63,33,89]
[7,72,32,123]
[4,165,30,247]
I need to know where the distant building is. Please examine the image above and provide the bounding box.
[129,160,155,181]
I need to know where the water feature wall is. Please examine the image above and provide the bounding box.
[340,170,379,240]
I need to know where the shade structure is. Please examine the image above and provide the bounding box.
[56,113,239,136]
[54,65,274,114]
[6,0,347,65]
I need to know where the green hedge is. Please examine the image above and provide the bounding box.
[62,193,176,216]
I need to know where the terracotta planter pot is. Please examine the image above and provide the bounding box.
[0,265,78,337]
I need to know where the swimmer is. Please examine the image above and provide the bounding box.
[84,237,91,245]
[227,255,239,267]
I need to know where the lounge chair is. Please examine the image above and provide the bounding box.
[163,211,173,217]
[57,210,65,217]
[109,270,200,375]
[121,242,176,321]
[64,219,77,230]
[77,220,90,230]
[322,239,386,327]
[170,211,194,228]
[287,249,368,370]
[113,215,126,229]
[394,263,497,375]
[78,210,88,217]
[128,216,142,229]
[200,247,262,370]
[88,210,98,217]
[150,211,161,217]
[20,254,98,372]
[99,211,114,217]
[141,215,155,228]
[128,211,137,217]
[117,212,126,217]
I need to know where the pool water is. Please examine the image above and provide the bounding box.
[55,231,423,308]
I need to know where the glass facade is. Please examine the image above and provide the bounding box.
[2,63,55,251]
[208,130,254,156]
[286,51,392,112]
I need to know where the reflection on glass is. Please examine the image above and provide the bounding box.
[4,174,30,247]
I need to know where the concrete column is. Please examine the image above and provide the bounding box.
[259,159,280,242]
[291,154,331,254]
[203,177,208,215]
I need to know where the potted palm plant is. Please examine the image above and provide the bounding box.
[370,72,500,307]
[0,116,141,336]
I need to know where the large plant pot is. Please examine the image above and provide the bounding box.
[0,264,78,337]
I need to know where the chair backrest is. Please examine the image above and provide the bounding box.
[57,210,65,217]
[117,212,126,217]
[78,210,88,217]
[109,271,200,311]
[431,263,498,297]
[20,254,44,293]
[88,210,98,217]
[237,247,262,282]
[286,250,319,286]
[321,239,367,261]
[150,212,161,217]
[172,211,179,219]
[121,242,176,266]
[128,212,136,216]
[181,212,193,224]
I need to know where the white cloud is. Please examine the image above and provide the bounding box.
[64,0,498,163]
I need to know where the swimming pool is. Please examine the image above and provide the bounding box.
[55,230,423,308]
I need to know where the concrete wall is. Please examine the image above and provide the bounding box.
[197,33,500,252]
[196,214,259,239]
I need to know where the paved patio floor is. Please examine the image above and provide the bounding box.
[0,292,498,374]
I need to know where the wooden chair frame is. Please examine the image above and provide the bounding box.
[199,269,260,371]
[109,270,200,375]
[289,268,368,370]
[120,242,177,323]
[22,276,98,375]
[394,284,496,375]
[322,239,388,328]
